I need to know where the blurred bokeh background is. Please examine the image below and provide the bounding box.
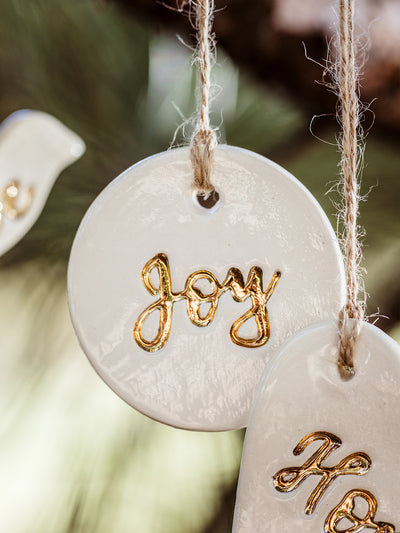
[0,1,399,531]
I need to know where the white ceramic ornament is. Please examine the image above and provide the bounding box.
[233,320,400,532]
[0,110,85,256]
[68,145,345,430]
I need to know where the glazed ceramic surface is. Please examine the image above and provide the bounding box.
[233,320,400,532]
[0,110,85,256]
[68,145,345,430]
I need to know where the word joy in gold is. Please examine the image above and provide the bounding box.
[133,253,281,352]
[0,180,33,229]
[273,431,397,533]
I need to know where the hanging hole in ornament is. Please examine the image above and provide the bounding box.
[193,189,221,214]
[338,363,355,382]
[197,189,219,209]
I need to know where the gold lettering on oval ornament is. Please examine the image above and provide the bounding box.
[133,253,281,352]
[273,431,397,533]
[0,180,34,229]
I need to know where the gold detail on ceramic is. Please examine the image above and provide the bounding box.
[325,489,396,533]
[0,180,34,228]
[133,253,281,352]
[273,432,397,531]
[273,431,371,514]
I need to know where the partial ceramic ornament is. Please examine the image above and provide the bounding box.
[0,110,85,256]
[233,320,400,532]
[68,145,345,431]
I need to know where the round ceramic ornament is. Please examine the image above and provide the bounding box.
[68,145,345,430]
[233,320,400,532]
[0,110,85,256]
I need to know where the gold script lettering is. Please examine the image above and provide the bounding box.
[223,266,280,348]
[325,489,396,533]
[133,253,280,352]
[273,432,397,530]
[0,180,33,228]
[273,431,371,515]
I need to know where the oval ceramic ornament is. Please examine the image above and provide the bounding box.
[68,145,345,430]
[233,320,400,532]
[0,109,85,256]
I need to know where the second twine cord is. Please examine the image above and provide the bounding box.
[188,0,365,375]
[337,0,365,378]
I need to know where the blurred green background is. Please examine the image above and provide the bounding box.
[0,1,399,532]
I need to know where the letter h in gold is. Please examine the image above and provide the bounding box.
[273,431,371,515]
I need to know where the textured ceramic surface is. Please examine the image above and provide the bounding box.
[68,146,345,430]
[233,320,400,532]
[0,110,85,256]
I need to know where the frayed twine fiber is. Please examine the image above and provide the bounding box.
[189,0,217,195]
[336,0,365,379]
[191,127,217,194]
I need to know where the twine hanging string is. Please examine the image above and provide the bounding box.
[190,0,217,196]
[187,0,364,371]
[336,0,365,379]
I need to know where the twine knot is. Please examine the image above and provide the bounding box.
[190,127,217,195]
[338,307,362,380]
[189,0,217,196]
[336,0,365,379]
